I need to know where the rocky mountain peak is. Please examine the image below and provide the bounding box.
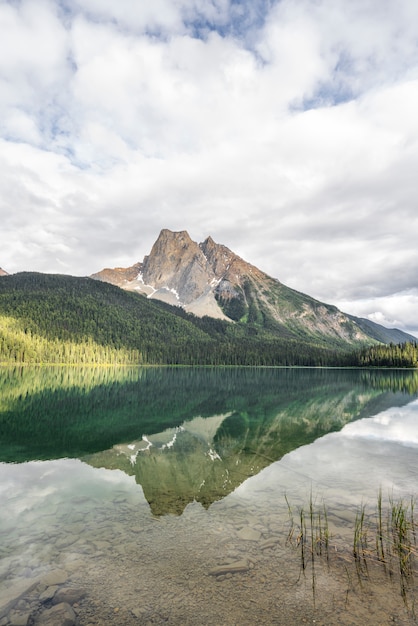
[200,237,267,286]
[144,229,199,268]
[200,236,236,279]
[90,229,416,344]
[91,230,274,318]
[141,229,214,305]
[201,235,216,251]
[150,229,194,252]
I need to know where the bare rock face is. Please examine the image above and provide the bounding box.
[139,230,269,310]
[91,229,252,317]
[199,235,271,307]
[200,236,266,286]
[91,229,265,307]
[0,268,9,276]
[90,262,141,287]
[141,229,214,304]
[90,228,373,343]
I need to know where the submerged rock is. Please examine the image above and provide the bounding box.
[39,586,59,603]
[209,559,250,576]
[260,537,280,550]
[0,578,41,619]
[53,588,86,605]
[7,609,31,626]
[36,602,76,626]
[41,570,68,587]
[236,527,261,541]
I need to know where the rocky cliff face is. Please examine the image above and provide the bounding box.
[93,230,236,317]
[141,229,213,304]
[92,229,272,318]
[91,229,412,345]
[0,268,9,277]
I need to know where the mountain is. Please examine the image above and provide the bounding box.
[0,268,8,276]
[0,270,416,366]
[346,314,415,345]
[92,229,415,347]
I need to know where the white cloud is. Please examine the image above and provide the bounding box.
[70,0,194,35]
[0,0,70,145]
[0,0,417,335]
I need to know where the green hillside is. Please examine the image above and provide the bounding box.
[0,272,216,364]
[0,272,416,366]
[215,274,353,343]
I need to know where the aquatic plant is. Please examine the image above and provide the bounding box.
[284,491,418,611]
[284,491,331,605]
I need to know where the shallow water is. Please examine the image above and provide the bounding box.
[1,366,418,624]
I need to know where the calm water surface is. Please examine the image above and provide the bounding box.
[1,366,418,625]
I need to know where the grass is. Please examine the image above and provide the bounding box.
[285,491,331,605]
[284,491,417,612]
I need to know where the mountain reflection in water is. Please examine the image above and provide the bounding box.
[1,366,417,515]
[2,365,413,516]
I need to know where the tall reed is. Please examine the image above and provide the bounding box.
[284,492,331,605]
[283,491,418,609]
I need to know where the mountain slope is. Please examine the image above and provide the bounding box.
[346,314,414,344]
[92,229,414,347]
[0,272,215,364]
[0,271,350,366]
[0,270,416,366]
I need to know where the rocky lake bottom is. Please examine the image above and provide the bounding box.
[1,494,417,626]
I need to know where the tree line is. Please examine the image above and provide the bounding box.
[345,341,418,368]
[0,272,416,367]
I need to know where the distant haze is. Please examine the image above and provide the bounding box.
[0,0,417,336]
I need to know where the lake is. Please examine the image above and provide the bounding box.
[1,366,418,625]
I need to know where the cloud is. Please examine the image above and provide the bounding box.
[0,0,71,146]
[0,0,417,334]
[67,0,185,35]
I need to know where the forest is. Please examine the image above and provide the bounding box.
[346,341,418,368]
[0,272,416,367]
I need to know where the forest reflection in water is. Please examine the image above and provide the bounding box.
[1,365,417,515]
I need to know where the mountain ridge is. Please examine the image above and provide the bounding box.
[92,229,415,346]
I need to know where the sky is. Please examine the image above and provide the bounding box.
[1,0,417,337]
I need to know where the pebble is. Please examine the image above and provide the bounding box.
[53,588,86,605]
[41,570,68,586]
[208,559,250,576]
[236,527,261,541]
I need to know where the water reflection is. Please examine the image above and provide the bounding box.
[235,398,418,510]
[1,366,417,515]
[1,367,418,625]
[85,382,418,515]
